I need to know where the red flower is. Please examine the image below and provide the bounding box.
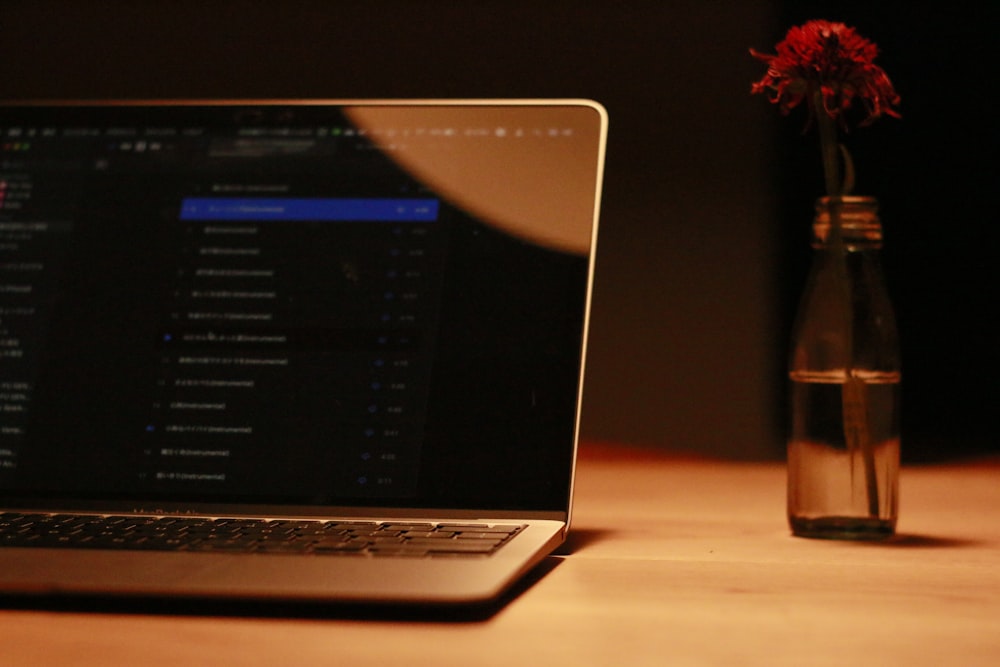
[751,20,900,128]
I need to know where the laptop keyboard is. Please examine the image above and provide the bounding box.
[0,512,523,557]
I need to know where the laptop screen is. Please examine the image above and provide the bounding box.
[0,101,605,514]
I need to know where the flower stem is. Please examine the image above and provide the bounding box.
[813,91,880,518]
[816,101,842,198]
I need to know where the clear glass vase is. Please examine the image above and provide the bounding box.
[787,196,901,540]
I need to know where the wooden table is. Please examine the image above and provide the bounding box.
[3,445,999,666]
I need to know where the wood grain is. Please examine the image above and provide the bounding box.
[3,448,998,666]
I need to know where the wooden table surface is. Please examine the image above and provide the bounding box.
[3,445,999,667]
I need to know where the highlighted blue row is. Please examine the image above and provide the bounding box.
[179,198,439,222]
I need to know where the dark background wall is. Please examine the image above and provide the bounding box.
[1,0,995,461]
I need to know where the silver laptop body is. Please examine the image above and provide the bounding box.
[0,99,606,605]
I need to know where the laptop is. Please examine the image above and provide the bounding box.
[0,99,607,606]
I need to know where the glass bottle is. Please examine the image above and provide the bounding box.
[787,196,900,539]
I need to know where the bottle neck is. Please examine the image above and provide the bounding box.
[812,196,882,250]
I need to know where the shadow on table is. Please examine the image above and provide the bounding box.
[881,533,984,549]
[555,527,616,555]
[827,533,986,549]
[0,557,565,623]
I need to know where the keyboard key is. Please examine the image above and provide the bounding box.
[0,512,523,558]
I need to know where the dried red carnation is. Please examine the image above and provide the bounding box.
[751,20,900,127]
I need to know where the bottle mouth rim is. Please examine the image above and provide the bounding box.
[816,195,878,206]
[812,196,882,245]
[815,196,880,217]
